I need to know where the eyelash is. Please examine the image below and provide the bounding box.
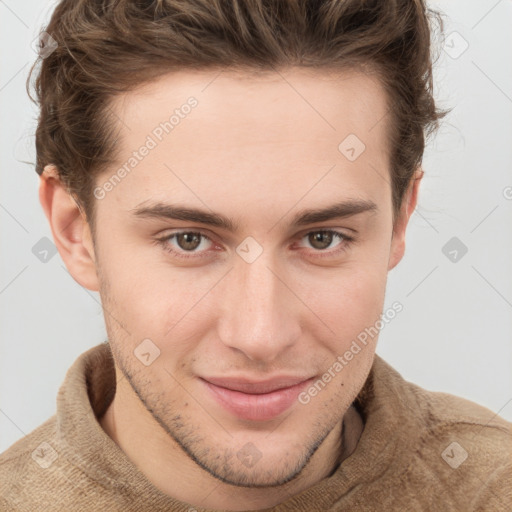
[154,229,355,261]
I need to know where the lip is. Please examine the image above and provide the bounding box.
[200,376,314,421]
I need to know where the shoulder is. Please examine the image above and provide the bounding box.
[0,416,60,509]
[400,377,511,509]
[365,356,511,509]
[372,356,511,453]
[410,383,511,456]
[0,415,93,511]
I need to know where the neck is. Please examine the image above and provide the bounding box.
[99,377,363,511]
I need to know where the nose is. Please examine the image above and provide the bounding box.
[217,252,301,363]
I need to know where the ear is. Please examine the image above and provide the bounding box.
[388,168,423,271]
[38,164,100,291]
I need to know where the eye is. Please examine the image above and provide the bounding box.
[155,228,355,261]
[155,231,216,260]
[296,229,355,257]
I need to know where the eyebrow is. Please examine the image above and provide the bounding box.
[130,198,378,232]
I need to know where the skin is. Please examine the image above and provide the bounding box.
[39,67,421,511]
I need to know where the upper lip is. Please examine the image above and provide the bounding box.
[201,375,313,394]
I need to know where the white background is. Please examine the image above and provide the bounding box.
[1,0,511,452]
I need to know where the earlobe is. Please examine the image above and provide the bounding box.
[39,165,100,291]
[388,168,423,271]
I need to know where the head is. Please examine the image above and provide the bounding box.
[33,0,444,488]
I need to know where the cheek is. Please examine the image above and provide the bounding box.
[296,267,387,404]
[299,256,389,351]
[99,246,219,346]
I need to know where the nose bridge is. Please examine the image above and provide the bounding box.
[218,251,299,362]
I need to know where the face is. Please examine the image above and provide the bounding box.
[53,67,415,488]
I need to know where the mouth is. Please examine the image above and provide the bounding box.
[200,376,314,422]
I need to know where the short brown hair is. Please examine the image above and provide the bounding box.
[27,0,445,233]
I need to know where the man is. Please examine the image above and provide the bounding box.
[1,0,510,510]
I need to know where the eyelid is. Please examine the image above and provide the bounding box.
[295,226,356,238]
[156,227,223,244]
[296,224,358,236]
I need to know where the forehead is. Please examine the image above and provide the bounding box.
[111,66,389,145]
[100,67,391,222]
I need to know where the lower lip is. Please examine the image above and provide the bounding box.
[201,379,312,422]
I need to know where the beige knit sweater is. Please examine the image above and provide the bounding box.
[1,342,510,511]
